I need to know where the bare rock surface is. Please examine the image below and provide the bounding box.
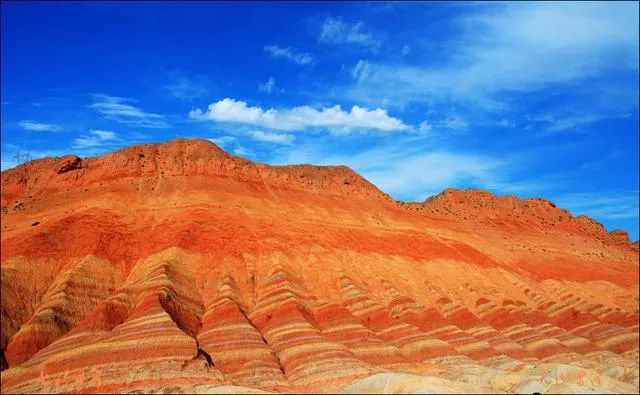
[1,138,637,393]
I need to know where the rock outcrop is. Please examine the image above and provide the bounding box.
[56,156,83,174]
[1,138,638,393]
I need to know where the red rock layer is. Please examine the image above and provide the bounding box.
[1,138,638,393]
[198,276,291,391]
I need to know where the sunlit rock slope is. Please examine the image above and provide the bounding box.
[1,138,638,393]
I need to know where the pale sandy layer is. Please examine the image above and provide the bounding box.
[85,362,638,394]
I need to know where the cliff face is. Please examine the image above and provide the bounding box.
[1,138,638,393]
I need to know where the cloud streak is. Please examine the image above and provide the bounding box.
[18,120,63,132]
[352,60,371,82]
[264,45,313,65]
[73,129,120,148]
[165,71,209,100]
[89,94,170,128]
[248,130,294,145]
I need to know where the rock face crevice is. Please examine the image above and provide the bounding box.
[1,138,638,393]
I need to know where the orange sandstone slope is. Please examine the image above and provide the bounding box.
[0,138,638,394]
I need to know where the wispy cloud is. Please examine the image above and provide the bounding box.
[352,60,371,82]
[342,2,639,118]
[18,120,64,132]
[248,130,294,145]
[579,150,625,171]
[418,121,432,133]
[264,45,313,65]
[189,98,409,132]
[73,129,120,148]
[208,136,237,148]
[439,117,468,130]
[165,70,209,100]
[532,113,611,135]
[555,191,639,220]
[88,94,170,128]
[233,146,255,158]
[258,77,277,94]
[452,2,638,94]
[413,116,467,134]
[318,17,380,49]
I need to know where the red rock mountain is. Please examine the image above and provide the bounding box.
[1,138,638,393]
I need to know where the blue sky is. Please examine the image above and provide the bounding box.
[1,1,639,239]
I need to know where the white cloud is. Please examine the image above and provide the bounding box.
[248,130,294,145]
[189,98,409,132]
[264,45,313,65]
[258,77,276,94]
[89,94,170,128]
[18,120,63,132]
[555,191,639,220]
[73,129,120,148]
[318,17,379,48]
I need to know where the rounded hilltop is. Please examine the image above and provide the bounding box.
[0,137,393,207]
[395,186,637,250]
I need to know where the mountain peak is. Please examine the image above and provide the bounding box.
[0,137,391,207]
